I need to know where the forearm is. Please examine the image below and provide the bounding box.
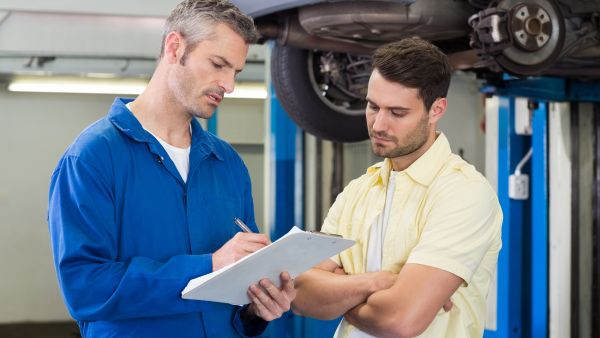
[346,261,466,337]
[345,289,412,338]
[58,254,214,321]
[292,268,384,320]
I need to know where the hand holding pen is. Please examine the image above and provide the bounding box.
[230,217,296,322]
[211,217,270,271]
[234,217,253,233]
[212,217,296,322]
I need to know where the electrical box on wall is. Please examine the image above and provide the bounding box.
[509,173,529,200]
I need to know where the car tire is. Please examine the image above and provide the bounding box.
[270,45,369,142]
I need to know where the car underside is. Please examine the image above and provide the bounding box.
[233,0,600,141]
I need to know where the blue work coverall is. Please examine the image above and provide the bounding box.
[48,98,267,337]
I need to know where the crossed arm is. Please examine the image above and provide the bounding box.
[291,260,397,320]
[292,259,462,338]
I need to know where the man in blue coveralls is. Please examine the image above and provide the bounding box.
[47,1,295,337]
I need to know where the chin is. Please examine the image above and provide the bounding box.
[189,106,214,120]
[371,146,388,158]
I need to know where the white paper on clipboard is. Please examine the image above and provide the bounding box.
[181,226,355,305]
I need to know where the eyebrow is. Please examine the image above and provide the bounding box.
[212,55,243,74]
[366,98,411,111]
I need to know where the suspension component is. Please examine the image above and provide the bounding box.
[469,0,565,75]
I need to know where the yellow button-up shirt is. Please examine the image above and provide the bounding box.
[322,133,503,338]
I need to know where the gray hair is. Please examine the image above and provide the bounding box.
[160,0,258,59]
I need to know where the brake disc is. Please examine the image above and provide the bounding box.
[470,0,565,75]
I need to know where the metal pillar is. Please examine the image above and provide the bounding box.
[570,103,580,338]
[484,77,600,338]
[548,102,571,338]
[265,79,304,337]
[266,81,342,338]
[593,103,600,338]
[530,102,548,338]
[483,96,549,338]
[484,96,528,338]
[268,87,302,241]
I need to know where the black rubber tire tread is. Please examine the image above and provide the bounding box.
[271,46,369,142]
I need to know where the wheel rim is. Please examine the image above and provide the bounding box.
[307,50,370,117]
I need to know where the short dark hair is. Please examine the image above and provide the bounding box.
[372,37,452,111]
[160,0,259,58]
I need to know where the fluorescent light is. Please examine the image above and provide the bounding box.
[225,83,267,99]
[8,76,267,99]
[8,76,147,95]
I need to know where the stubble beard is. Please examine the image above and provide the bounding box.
[170,65,216,120]
[175,83,213,119]
[370,115,430,159]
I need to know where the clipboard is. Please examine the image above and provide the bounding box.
[181,226,355,305]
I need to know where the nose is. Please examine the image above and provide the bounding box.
[219,73,236,94]
[371,110,389,132]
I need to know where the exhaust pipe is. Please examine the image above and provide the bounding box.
[256,15,373,55]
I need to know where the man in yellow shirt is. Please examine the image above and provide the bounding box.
[292,37,503,338]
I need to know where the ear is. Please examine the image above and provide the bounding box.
[163,31,186,64]
[428,97,447,124]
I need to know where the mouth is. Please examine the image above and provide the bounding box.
[371,134,393,144]
[206,93,223,106]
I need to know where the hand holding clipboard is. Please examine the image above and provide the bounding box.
[182,226,355,305]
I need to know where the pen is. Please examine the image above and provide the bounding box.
[233,217,253,233]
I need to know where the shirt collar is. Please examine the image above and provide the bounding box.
[108,97,224,161]
[368,132,452,187]
[405,132,451,185]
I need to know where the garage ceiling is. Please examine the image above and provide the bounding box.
[0,1,265,80]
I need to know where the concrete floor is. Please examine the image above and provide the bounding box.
[0,322,80,338]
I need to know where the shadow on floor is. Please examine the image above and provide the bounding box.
[0,322,80,338]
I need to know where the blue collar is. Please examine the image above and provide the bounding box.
[108,97,224,161]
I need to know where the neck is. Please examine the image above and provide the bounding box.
[130,76,192,148]
[390,130,438,171]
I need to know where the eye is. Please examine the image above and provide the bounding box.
[212,61,224,69]
[391,110,407,118]
[367,103,379,112]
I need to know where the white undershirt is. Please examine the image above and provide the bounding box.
[366,171,397,272]
[145,129,190,183]
[345,172,397,338]
[126,102,191,182]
